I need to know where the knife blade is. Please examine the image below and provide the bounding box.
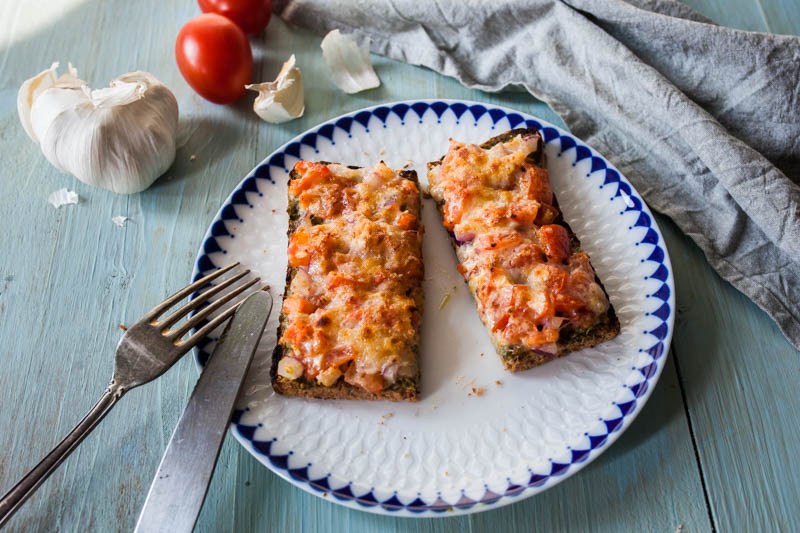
[134,290,273,533]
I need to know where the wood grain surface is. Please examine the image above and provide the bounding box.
[0,0,798,531]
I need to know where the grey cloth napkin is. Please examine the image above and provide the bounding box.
[274,0,800,349]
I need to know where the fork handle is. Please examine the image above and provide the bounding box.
[0,385,124,528]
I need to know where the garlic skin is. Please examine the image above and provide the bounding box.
[112,215,129,227]
[47,188,79,208]
[320,30,381,94]
[245,54,305,124]
[18,62,82,142]
[18,64,179,194]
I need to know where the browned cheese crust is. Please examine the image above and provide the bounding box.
[271,163,423,400]
[428,129,620,372]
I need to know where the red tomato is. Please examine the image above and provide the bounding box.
[198,0,272,36]
[175,14,253,104]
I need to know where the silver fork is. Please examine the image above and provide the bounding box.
[0,262,261,528]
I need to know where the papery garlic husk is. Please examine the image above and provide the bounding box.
[320,30,381,94]
[245,54,305,124]
[18,63,179,194]
[47,188,79,208]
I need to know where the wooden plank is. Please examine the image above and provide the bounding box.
[659,1,800,531]
[682,0,774,31]
[685,0,800,36]
[11,0,800,530]
[664,214,800,531]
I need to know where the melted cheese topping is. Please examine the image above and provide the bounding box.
[428,134,609,352]
[280,161,423,394]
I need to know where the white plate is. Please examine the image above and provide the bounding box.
[191,100,675,516]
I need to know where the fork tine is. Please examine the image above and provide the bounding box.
[157,269,251,329]
[143,262,240,321]
[166,277,261,340]
[178,286,271,350]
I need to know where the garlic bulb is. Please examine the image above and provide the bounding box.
[18,63,179,194]
[245,54,305,124]
[320,30,381,94]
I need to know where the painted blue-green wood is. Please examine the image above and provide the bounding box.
[667,2,800,531]
[0,0,797,531]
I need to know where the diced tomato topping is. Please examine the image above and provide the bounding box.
[282,321,312,346]
[293,160,314,174]
[287,229,310,267]
[282,297,316,315]
[345,363,384,394]
[476,232,523,251]
[555,293,586,313]
[401,180,418,194]
[506,243,546,268]
[456,263,467,277]
[523,327,560,346]
[492,314,510,332]
[327,273,368,290]
[539,225,571,262]
[289,161,332,195]
[361,373,384,394]
[396,211,417,230]
[508,200,539,225]
[442,193,469,228]
[548,268,567,292]
[324,347,355,369]
[297,191,317,209]
[519,164,553,205]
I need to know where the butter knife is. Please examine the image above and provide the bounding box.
[134,290,272,533]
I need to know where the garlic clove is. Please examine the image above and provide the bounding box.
[18,62,61,142]
[246,54,305,124]
[19,63,88,144]
[320,29,381,94]
[20,65,178,195]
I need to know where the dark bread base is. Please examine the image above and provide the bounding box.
[271,162,422,401]
[428,128,621,372]
[498,312,620,372]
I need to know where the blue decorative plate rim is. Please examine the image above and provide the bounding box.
[190,99,675,516]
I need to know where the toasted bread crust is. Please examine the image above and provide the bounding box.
[429,128,620,372]
[271,351,419,401]
[271,162,422,400]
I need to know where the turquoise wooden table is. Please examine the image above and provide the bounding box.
[1,1,798,531]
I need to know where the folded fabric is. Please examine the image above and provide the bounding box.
[274,0,800,350]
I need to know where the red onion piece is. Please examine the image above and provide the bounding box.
[381,363,398,382]
[531,342,558,357]
[542,316,567,329]
[455,230,475,243]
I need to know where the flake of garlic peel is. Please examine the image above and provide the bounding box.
[320,30,380,94]
[48,188,79,208]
